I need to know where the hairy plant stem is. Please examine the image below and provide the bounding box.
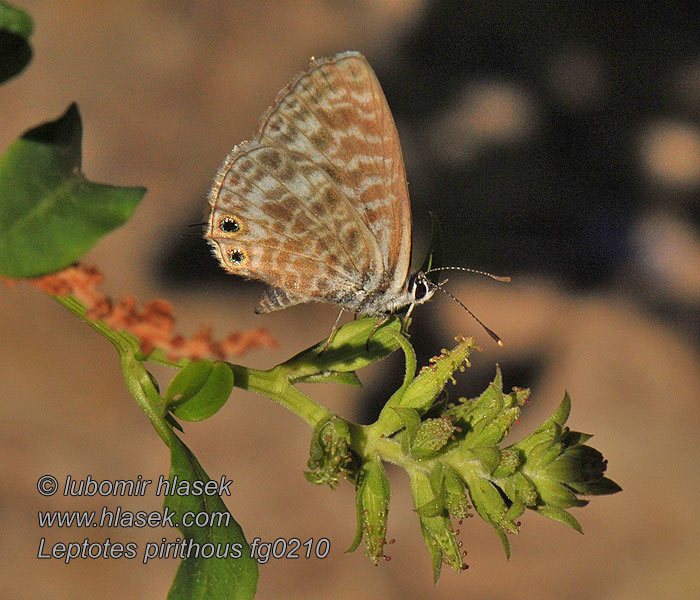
[50,293,401,456]
[228,363,333,427]
[51,294,173,445]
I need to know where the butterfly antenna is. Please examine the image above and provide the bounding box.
[188,221,209,228]
[433,283,504,347]
[425,266,511,283]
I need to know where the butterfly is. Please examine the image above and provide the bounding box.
[205,51,505,344]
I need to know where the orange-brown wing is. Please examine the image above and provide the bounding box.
[206,140,379,308]
[205,51,412,312]
[257,51,412,295]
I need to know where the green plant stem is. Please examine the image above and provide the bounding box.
[51,294,172,445]
[228,363,332,427]
[119,351,171,445]
[51,293,333,432]
[366,435,431,472]
[369,330,416,438]
[52,294,134,352]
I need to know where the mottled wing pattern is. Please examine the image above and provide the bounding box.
[258,52,412,296]
[206,51,412,313]
[207,139,380,312]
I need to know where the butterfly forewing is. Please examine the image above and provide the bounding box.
[206,51,412,314]
[258,52,412,295]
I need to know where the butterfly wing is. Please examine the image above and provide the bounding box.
[207,139,378,309]
[259,52,413,298]
[206,51,412,312]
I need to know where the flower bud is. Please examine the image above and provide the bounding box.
[411,469,464,581]
[305,417,352,489]
[348,456,390,564]
[411,417,455,459]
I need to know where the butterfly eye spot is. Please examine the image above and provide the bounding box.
[229,249,247,265]
[412,276,429,301]
[219,216,240,233]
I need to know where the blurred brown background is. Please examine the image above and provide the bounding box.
[2,1,699,598]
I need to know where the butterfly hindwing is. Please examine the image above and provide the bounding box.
[208,141,378,306]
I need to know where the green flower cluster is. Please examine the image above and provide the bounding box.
[298,322,620,581]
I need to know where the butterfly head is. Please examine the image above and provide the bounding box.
[407,272,437,306]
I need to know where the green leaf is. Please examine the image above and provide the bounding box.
[501,471,538,507]
[410,469,463,581]
[503,498,526,523]
[465,475,512,558]
[468,446,502,473]
[348,456,390,563]
[0,104,145,277]
[164,413,185,433]
[567,476,622,496]
[146,369,161,394]
[421,517,445,584]
[414,495,446,518]
[402,337,475,412]
[533,393,571,435]
[166,360,234,421]
[507,393,570,457]
[373,328,417,423]
[0,1,31,37]
[292,370,361,386]
[494,393,621,516]
[393,407,421,443]
[536,506,583,533]
[492,448,521,478]
[528,440,565,471]
[441,465,470,519]
[0,1,33,84]
[450,367,526,448]
[165,433,257,600]
[546,445,607,482]
[284,317,402,377]
[562,430,593,446]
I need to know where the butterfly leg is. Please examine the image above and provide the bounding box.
[365,316,391,352]
[399,302,416,336]
[318,309,345,354]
